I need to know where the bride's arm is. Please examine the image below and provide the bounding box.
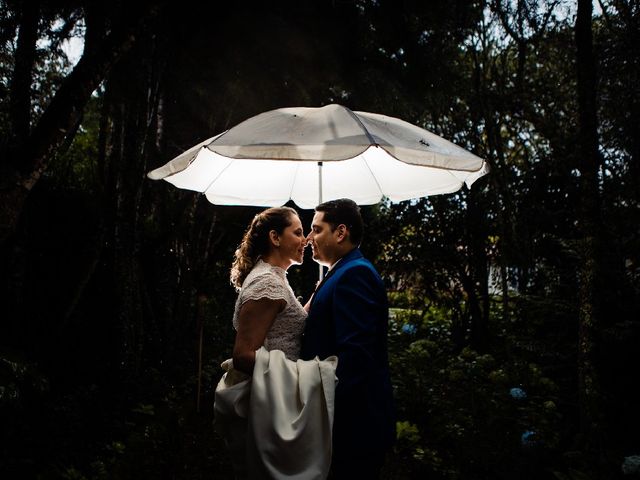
[232,298,285,375]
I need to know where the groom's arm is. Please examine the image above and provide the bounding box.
[332,265,385,387]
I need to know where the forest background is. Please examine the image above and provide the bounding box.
[1,0,638,479]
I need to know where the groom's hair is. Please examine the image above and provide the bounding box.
[315,198,363,247]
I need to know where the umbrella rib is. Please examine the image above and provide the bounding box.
[201,155,234,194]
[445,168,466,192]
[362,152,385,198]
[288,162,299,203]
[343,107,377,146]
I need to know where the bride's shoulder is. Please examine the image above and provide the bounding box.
[242,261,284,291]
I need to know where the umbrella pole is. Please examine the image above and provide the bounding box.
[318,162,324,282]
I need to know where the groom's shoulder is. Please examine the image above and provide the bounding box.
[338,255,380,281]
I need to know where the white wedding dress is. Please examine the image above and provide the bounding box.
[232,259,307,359]
[216,260,337,479]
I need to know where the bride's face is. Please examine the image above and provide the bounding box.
[276,215,306,266]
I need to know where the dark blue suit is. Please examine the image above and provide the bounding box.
[301,248,395,477]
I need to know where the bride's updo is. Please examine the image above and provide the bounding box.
[230,207,299,290]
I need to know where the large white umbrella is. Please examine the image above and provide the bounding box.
[147,104,488,208]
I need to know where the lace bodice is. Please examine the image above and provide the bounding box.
[232,259,307,360]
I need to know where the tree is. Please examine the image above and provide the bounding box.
[0,1,160,245]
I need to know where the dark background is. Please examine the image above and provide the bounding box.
[1,0,639,478]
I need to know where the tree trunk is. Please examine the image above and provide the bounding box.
[6,1,39,165]
[466,186,490,352]
[106,89,146,379]
[575,0,603,467]
[500,249,509,323]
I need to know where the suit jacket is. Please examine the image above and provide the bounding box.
[300,248,396,455]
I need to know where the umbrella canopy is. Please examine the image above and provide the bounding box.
[147,104,488,208]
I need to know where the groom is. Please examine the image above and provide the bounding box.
[301,198,395,478]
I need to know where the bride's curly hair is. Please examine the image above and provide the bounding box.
[230,206,299,290]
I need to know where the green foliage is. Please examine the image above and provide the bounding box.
[0,353,50,407]
[388,302,562,479]
[47,95,102,192]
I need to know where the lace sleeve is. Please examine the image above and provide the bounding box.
[240,272,289,306]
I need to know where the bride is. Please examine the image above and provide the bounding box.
[214,207,337,480]
[230,207,307,371]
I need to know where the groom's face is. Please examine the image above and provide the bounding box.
[307,211,339,267]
